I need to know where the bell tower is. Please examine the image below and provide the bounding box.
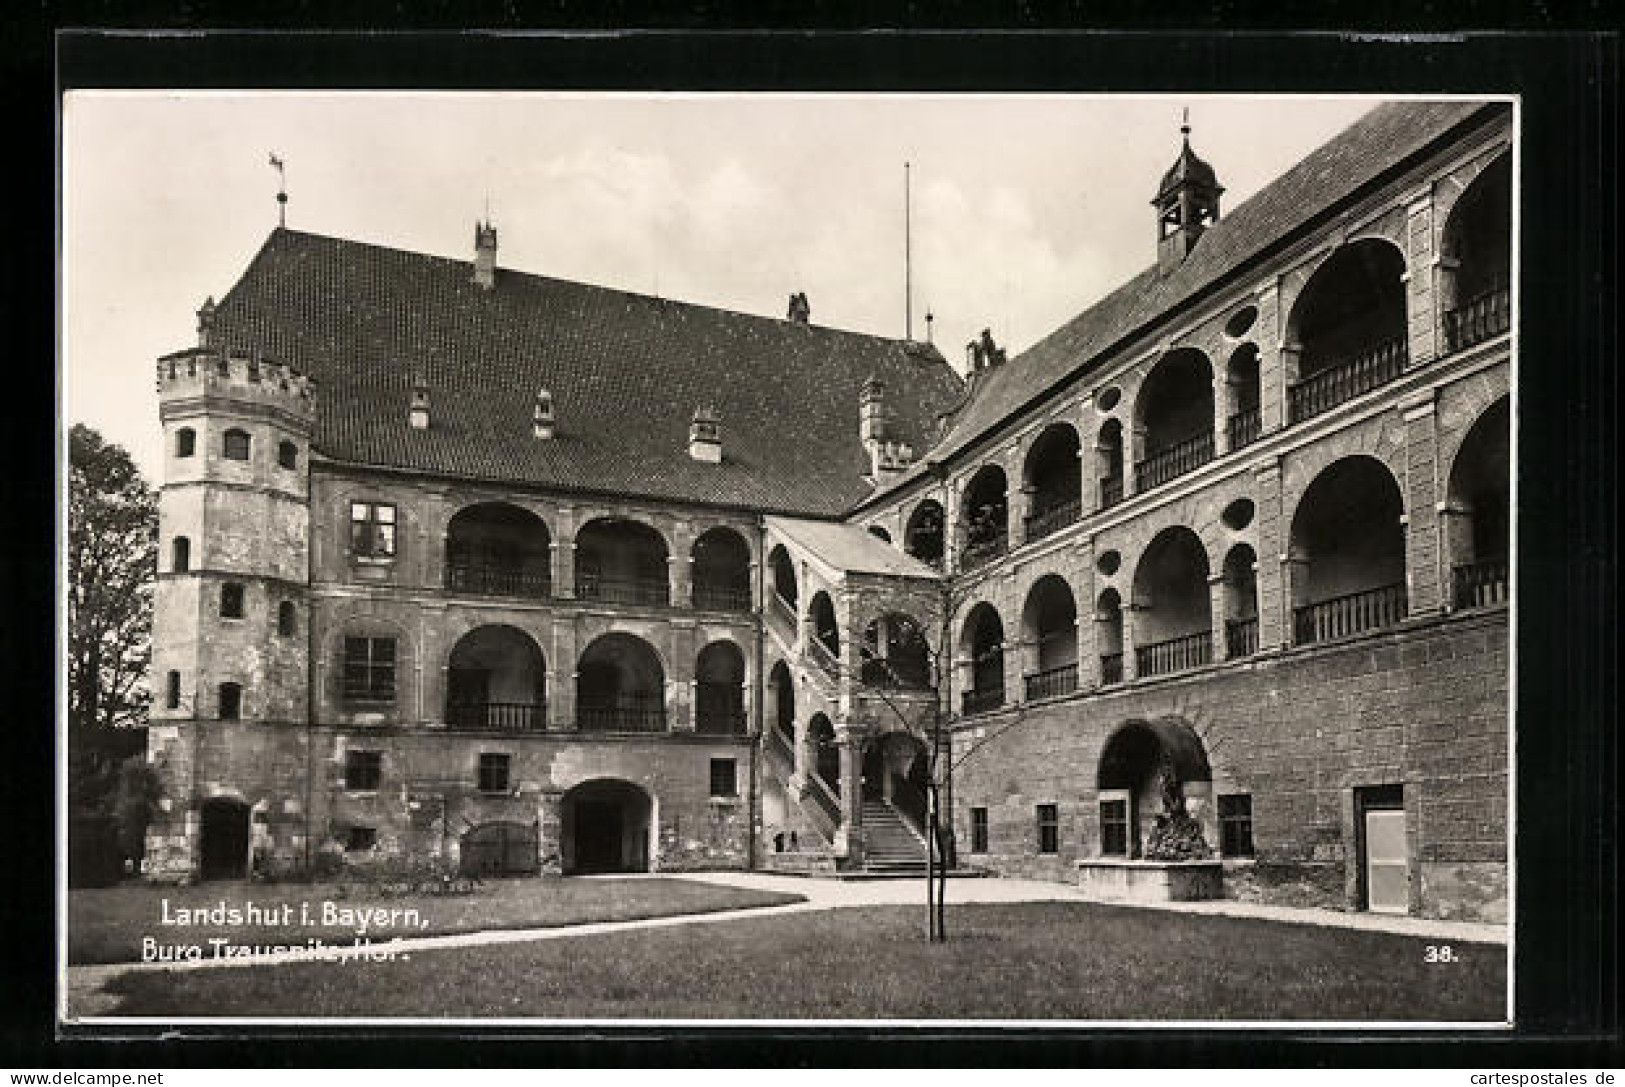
[1153,111,1225,273]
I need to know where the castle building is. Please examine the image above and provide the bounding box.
[144,99,1511,921]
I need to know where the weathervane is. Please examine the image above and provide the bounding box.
[269,152,288,227]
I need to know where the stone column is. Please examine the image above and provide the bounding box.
[1253,460,1287,651]
[536,788,564,875]
[1256,281,1286,436]
[1213,373,1234,457]
[1126,422,1148,497]
[550,616,578,730]
[836,727,864,853]
[1208,573,1229,662]
[1018,482,1036,544]
[1121,602,1140,682]
[1280,554,1309,647]
[1438,503,1474,611]
[670,621,696,732]
[1403,192,1439,370]
[1400,391,1444,618]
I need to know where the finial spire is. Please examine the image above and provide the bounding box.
[269,152,288,227]
[1181,107,1191,141]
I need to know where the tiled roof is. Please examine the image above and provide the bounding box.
[869,99,1506,504]
[208,229,964,517]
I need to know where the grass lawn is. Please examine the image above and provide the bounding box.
[69,877,804,965]
[102,901,1507,1021]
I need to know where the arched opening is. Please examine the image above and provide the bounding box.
[1442,154,1512,353]
[862,732,930,836]
[959,602,1005,715]
[1221,544,1259,658]
[807,713,841,798]
[1286,240,1409,423]
[768,660,795,741]
[1135,348,1215,491]
[1097,418,1125,509]
[1446,397,1511,609]
[1224,344,1263,450]
[577,633,666,732]
[867,525,892,544]
[904,500,945,569]
[1097,589,1125,685]
[575,517,669,607]
[459,821,539,877]
[447,624,546,731]
[692,526,752,612]
[1289,456,1408,644]
[1097,718,1214,859]
[277,440,298,470]
[198,797,250,880]
[1023,423,1083,542]
[768,545,798,609]
[1132,527,1213,676]
[445,502,552,599]
[960,465,1009,570]
[861,612,931,689]
[171,536,191,573]
[694,640,747,735]
[561,779,652,875]
[1022,575,1079,699]
[807,591,840,675]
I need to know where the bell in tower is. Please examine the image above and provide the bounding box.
[1153,110,1225,273]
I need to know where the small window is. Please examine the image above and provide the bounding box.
[1100,797,1130,857]
[175,428,196,458]
[1036,803,1059,854]
[478,753,511,794]
[350,501,397,559]
[223,428,251,461]
[165,670,181,710]
[220,582,245,619]
[344,750,382,792]
[343,636,397,703]
[218,682,242,720]
[970,807,989,853]
[345,826,377,852]
[709,758,738,798]
[172,537,191,573]
[1219,793,1255,858]
[278,440,298,470]
[277,600,297,637]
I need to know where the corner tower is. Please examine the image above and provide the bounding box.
[143,300,317,882]
[1153,113,1224,272]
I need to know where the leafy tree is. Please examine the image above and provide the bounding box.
[68,424,157,731]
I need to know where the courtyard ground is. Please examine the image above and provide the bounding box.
[67,876,805,965]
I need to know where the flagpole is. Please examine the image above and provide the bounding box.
[904,162,913,341]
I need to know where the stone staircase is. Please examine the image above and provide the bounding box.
[860,799,927,873]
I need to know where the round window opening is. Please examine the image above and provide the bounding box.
[1224,306,1258,339]
[1221,498,1256,531]
[1096,387,1121,412]
[1096,549,1121,576]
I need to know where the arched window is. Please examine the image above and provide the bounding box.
[768,660,795,741]
[445,502,552,599]
[171,536,191,573]
[1134,348,1215,492]
[768,545,798,609]
[695,640,747,734]
[807,591,840,675]
[904,500,945,569]
[175,428,196,458]
[1221,544,1259,659]
[277,600,297,637]
[960,466,1009,570]
[575,518,668,607]
[447,625,546,730]
[1096,419,1125,509]
[959,602,1005,715]
[1096,589,1124,685]
[277,440,299,470]
[576,633,666,733]
[1289,456,1408,644]
[860,612,930,689]
[1131,526,1212,677]
[1285,240,1409,423]
[1445,397,1510,610]
[1441,154,1511,353]
[1023,424,1082,542]
[691,527,752,612]
[222,428,251,461]
[806,713,840,797]
[1021,575,1078,698]
[217,682,242,720]
[1224,344,1262,451]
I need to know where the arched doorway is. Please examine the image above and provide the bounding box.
[561,779,653,875]
[1096,718,1213,859]
[861,731,930,831]
[460,821,539,877]
[199,797,250,880]
[577,633,667,732]
[694,640,746,735]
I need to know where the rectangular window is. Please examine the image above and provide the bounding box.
[1100,797,1130,857]
[345,826,377,852]
[344,750,382,792]
[222,429,251,461]
[1219,794,1255,858]
[1036,803,1059,854]
[217,682,241,720]
[166,670,181,710]
[350,501,397,559]
[176,428,195,457]
[970,807,989,853]
[709,758,738,798]
[342,636,397,703]
[478,753,511,794]
[220,582,245,619]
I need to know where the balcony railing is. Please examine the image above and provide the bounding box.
[1135,431,1215,492]
[1024,663,1078,701]
[1100,652,1124,686]
[960,529,1009,572]
[1288,335,1408,424]
[859,657,932,690]
[767,591,798,639]
[1024,497,1082,543]
[961,685,1005,717]
[576,572,670,607]
[1099,477,1124,510]
[805,769,842,828]
[1135,630,1213,678]
[1227,406,1262,451]
[1453,558,1509,610]
[695,682,747,735]
[1444,284,1511,354]
[577,701,668,733]
[446,701,546,732]
[765,724,795,769]
[444,563,551,600]
[692,583,753,613]
[1293,582,1408,645]
[807,636,840,678]
[1225,616,1259,659]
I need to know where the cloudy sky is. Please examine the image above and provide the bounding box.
[62,92,1381,482]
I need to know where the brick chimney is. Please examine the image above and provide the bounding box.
[409,376,430,429]
[473,220,498,289]
[689,406,721,462]
[533,389,556,439]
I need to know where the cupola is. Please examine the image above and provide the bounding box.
[1153,111,1225,273]
[473,220,498,289]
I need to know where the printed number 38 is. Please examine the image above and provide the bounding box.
[1424,945,1458,963]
